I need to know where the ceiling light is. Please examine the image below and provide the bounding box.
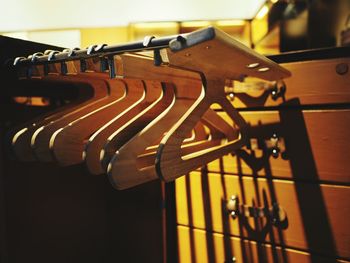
[256,5,269,19]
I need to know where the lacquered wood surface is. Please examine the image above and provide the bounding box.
[176,172,350,259]
[206,110,350,183]
[177,226,349,263]
[230,58,350,108]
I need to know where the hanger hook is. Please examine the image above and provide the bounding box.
[13,57,26,66]
[30,52,44,63]
[143,35,155,47]
[48,50,60,61]
[63,47,81,57]
[87,44,107,55]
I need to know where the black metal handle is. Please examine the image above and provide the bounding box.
[226,195,287,226]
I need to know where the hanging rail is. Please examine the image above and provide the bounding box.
[12,27,216,67]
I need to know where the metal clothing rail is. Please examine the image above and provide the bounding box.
[12,26,216,67]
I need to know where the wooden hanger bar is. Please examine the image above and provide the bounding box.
[12,35,177,66]
[154,27,291,182]
[108,27,291,189]
[84,54,223,176]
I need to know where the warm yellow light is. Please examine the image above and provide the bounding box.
[181,21,211,28]
[133,22,178,29]
[271,0,278,3]
[256,5,269,19]
[216,20,245,27]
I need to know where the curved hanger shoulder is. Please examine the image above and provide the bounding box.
[84,54,195,175]
[50,78,134,166]
[31,73,112,162]
[155,26,291,182]
[9,76,95,162]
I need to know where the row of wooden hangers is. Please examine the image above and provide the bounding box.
[8,27,291,190]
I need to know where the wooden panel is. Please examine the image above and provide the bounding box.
[230,58,350,108]
[206,110,350,183]
[177,226,349,263]
[2,159,164,263]
[176,172,350,259]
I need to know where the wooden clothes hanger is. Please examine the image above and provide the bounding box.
[135,114,227,169]
[97,54,233,189]
[8,61,107,162]
[84,81,174,175]
[83,54,228,175]
[154,27,291,182]
[107,27,291,189]
[46,54,167,166]
[50,78,161,166]
[31,71,127,163]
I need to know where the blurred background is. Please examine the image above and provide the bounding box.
[1,0,349,55]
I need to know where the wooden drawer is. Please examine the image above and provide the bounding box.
[177,226,349,263]
[176,172,350,259]
[206,110,350,183]
[229,58,350,108]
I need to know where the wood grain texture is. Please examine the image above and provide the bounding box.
[177,226,349,263]
[8,78,95,162]
[99,81,174,172]
[206,110,350,183]
[107,81,200,189]
[167,27,291,81]
[51,79,144,166]
[176,171,350,258]
[154,28,291,184]
[107,54,242,189]
[229,58,350,108]
[84,54,194,175]
[114,54,202,87]
[31,74,116,162]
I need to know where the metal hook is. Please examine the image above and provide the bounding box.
[43,50,60,75]
[13,57,26,66]
[226,195,287,226]
[48,50,60,61]
[87,44,107,55]
[95,44,107,52]
[31,52,44,63]
[43,49,56,55]
[143,35,155,47]
[63,47,81,57]
[62,47,85,72]
[13,57,29,78]
[87,44,97,55]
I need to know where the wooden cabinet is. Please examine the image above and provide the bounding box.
[177,226,350,263]
[230,58,350,108]
[206,110,350,183]
[1,36,349,263]
[176,172,350,258]
[175,51,350,263]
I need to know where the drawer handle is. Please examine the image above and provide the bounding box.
[226,195,287,226]
[225,80,286,102]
